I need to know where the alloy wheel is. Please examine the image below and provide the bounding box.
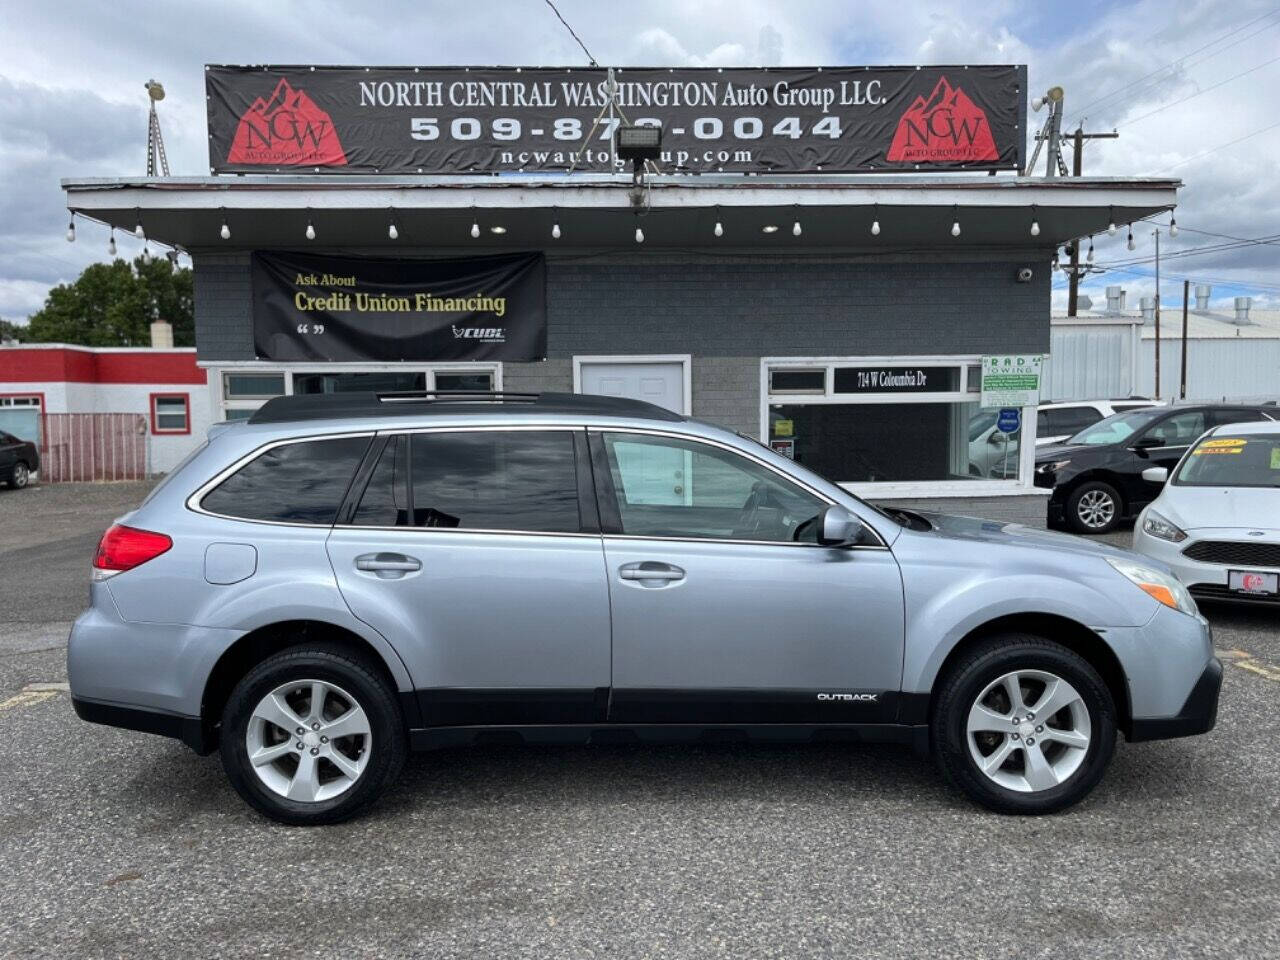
[966,669,1091,793]
[1076,489,1115,529]
[245,679,372,803]
[13,463,29,488]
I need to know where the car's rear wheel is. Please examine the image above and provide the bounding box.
[220,645,406,825]
[7,461,30,489]
[931,635,1116,814]
[1066,480,1122,534]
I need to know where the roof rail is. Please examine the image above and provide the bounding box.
[246,390,685,425]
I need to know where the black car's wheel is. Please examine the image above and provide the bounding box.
[7,461,30,489]
[931,634,1116,815]
[1065,480,1122,534]
[220,644,406,826]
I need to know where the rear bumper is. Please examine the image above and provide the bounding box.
[1128,657,1222,742]
[72,696,211,753]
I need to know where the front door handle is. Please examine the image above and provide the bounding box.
[355,552,422,579]
[619,561,685,585]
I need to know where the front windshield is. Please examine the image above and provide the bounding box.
[1067,408,1164,445]
[1175,433,1280,487]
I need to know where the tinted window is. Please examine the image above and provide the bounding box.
[201,436,370,524]
[1143,411,1206,446]
[1208,409,1267,428]
[1045,407,1102,436]
[408,431,580,532]
[352,436,410,526]
[602,432,825,542]
[434,372,494,392]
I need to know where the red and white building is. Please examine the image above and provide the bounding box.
[0,343,212,477]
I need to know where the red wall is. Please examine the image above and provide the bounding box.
[0,347,203,385]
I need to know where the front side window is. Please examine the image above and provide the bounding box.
[200,436,371,524]
[602,432,826,543]
[380,430,582,533]
[1143,411,1206,447]
[1175,433,1280,488]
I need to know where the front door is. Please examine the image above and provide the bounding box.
[327,428,611,726]
[1131,409,1208,509]
[578,360,685,415]
[592,429,906,725]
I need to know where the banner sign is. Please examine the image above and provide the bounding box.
[251,251,546,362]
[980,355,1044,408]
[206,65,1026,175]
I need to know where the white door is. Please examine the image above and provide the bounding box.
[579,360,688,504]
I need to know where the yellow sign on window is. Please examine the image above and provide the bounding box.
[774,419,794,437]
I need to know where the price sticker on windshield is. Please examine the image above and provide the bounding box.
[1194,438,1247,455]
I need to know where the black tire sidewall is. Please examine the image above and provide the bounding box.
[1067,480,1121,534]
[10,462,29,488]
[933,638,1116,815]
[220,648,405,825]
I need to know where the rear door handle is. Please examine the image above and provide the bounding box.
[619,561,685,585]
[355,553,422,578]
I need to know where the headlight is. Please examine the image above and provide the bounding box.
[1107,557,1198,617]
[1142,510,1187,543]
[1036,459,1071,474]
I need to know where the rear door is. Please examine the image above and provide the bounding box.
[326,427,612,726]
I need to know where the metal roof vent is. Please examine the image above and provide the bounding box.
[1232,296,1253,325]
[1139,296,1155,325]
[1195,284,1212,310]
[1105,285,1126,314]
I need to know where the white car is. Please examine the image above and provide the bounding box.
[1134,420,1280,604]
[968,399,1160,479]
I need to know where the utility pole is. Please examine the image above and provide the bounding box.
[1180,279,1190,400]
[1064,124,1120,315]
[1153,228,1161,399]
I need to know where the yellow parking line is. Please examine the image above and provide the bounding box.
[1235,659,1280,683]
[0,690,58,715]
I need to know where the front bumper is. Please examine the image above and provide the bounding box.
[1133,523,1280,604]
[1128,657,1222,742]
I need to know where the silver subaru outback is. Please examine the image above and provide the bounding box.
[69,392,1221,825]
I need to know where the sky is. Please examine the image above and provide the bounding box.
[1,0,1277,324]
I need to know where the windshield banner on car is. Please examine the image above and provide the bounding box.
[205,65,1027,175]
[251,251,546,362]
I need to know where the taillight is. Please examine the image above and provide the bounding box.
[92,524,172,580]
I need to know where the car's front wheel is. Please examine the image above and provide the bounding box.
[931,635,1116,814]
[220,645,407,825]
[7,461,30,489]
[1066,480,1122,534]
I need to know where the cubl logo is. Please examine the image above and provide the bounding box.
[227,78,347,167]
[886,76,999,164]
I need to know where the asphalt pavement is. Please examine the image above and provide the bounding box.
[1,482,1278,959]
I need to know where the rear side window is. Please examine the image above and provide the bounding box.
[350,430,581,532]
[200,436,371,524]
[1046,407,1103,436]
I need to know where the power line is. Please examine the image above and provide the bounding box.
[1152,119,1280,172]
[1115,52,1280,129]
[1101,234,1280,270]
[1144,220,1280,246]
[1098,263,1280,293]
[542,0,598,66]
[1067,8,1280,124]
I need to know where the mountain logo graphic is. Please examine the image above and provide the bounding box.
[227,78,347,166]
[886,76,998,164]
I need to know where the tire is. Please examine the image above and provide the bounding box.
[220,644,407,825]
[7,461,30,489]
[931,634,1116,815]
[1066,480,1122,534]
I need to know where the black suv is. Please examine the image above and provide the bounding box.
[0,430,38,489]
[1035,404,1277,534]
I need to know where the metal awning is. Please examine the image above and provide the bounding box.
[62,174,1178,252]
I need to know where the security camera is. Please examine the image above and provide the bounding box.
[1016,267,1034,283]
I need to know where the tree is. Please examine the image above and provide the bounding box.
[22,256,194,347]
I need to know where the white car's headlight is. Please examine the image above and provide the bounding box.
[1142,510,1187,543]
[1107,557,1198,617]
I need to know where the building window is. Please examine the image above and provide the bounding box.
[0,395,42,408]
[222,372,286,422]
[763,358,1030,489]
[151,394,190,434]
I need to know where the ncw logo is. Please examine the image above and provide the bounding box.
[227,78,347,167]
[886,76,998,164]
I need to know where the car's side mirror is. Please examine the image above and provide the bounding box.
[1141,466,1169,483]
[1133,435,1164,449]
[818,505,866,547]
[988,432,1007,445]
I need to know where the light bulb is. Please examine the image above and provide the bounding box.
[634,225,644,243]
[388,222,399,240]
[714,221,723,238]
[305,221,316,241]
[871,219,881,236]
[107,234,116,256]
[1030,220,1040,237]
[219,221,231,241]
[1169,217,1178,238]
[792,220,802,237]
[1052,255,1059,271]
[141,246,151,264]
[470,221,480,239]
[951,220,961,237]
[551,222,561,240]
[1127,230,1135,251]
[1087,242,1094,263]
[134,223,145,240]
[66,220,75,242]
[1107,221,1117,236]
